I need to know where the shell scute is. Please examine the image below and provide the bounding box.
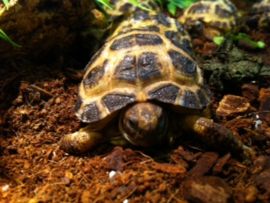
[180,89,200,109]
[110,34,163,50]
[168,50,197,77]
[104,0,160,20]
[147,84,180,104]
[83,61,106,89]
[165,31,192,56]
[197,88,210,108]
[138,52,162,82]
[155,13,171,27]
[114,55,136,82]
[102,93,136,112]
[133,9,151,21]
[80,102,100,123]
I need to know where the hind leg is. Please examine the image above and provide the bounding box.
[179,115,255,155]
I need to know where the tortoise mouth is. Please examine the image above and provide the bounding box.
[119,102,168,147]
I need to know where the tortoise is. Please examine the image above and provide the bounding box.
[59,9,253,154]
[178,0,244,40]
[248,0,270,31]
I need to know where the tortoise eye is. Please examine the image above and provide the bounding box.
[128,118,138,129]
[195,21,203,32]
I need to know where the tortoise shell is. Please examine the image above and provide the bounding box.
[249,0,270,30]
[75,10,211,123]
[102,0,160,20]
[250,0,270,14]
[178,0,243,33]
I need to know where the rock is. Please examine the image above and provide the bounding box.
[107,146,125,171]
[182,176,232,203]
[242,83,259,103]
[188,152,219,177]
[213,153,231,175]
[216,95,250,117]
[258,88,270,123]
[251,156,270,199]
[153,163,186,174]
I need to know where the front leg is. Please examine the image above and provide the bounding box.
[59,125,106,154]
[179,115,255,155]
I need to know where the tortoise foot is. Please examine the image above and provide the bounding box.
[60,128,105,154]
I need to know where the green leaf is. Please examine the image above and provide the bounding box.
[232,33,265,48]
[213,33,265,49]
[168,0,196,9]
[257,41,266,48]
[128,0,152,11]
[213,36,225,45]
[3,0,9,10]
[167,3,177,16]
[95,0,113,10]
[242,37,266,48]
[0,29,21,47]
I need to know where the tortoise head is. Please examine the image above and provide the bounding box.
[119,102,168,147]
[184,20,204,36]
[184,20,222,40]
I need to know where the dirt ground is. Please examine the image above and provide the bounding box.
[1,1,270,203]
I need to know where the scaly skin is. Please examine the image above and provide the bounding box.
[178,115,255,154]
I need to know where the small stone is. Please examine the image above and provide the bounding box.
[251,156,270,199]
[182,176,232,203]
[213,153,231,175]
[107,146,124,171]
[153,163,186,174]
[55,97,61,104]
[258,88,270,122]
[188,152,219,177]
[216,95,250,117]
[242,83,259,103]
[245,186,258,203]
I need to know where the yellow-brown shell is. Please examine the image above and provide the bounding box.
[249,0,270,30]
[102,0,160,20]
[179,0,243,34]
[75,10,211,123]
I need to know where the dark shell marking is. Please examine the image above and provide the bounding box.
[102,93,136,112]
[83,61,106,89]
[114,55,136,82]
[148,84,180,104]
[80,102,100,123]
[114,52,162,82]
[168,50,197,77]
[188,4,211,14]
[138,52,162,82]
[110,34,163,50]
